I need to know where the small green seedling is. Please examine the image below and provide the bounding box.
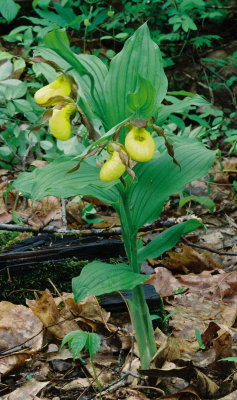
[195,328,206,350]
[81,203,104,224]
[61,330,102,390]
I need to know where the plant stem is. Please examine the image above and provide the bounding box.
[118,188,157,369]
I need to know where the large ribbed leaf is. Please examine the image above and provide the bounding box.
[72,261,148,303]
[126,141,216,230]
[13,156,118,202]
[104,23,167,130]
[76,54,107,119]
[43,29,85,74]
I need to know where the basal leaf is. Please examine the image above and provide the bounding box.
[127,140,216,230]
[13,156,118,202]
[72,261,149,303]
[138,219,204,263]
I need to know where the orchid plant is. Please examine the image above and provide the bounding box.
[14,24,215,369]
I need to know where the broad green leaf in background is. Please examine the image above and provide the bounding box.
[60,330,87,350]
[35,6,76,28]
[138,219,204,264]
[157,94,209,125]
[72,261,149,303]
[104,23,168,129]
[126,140,216,230]
[0,0,20,23]
[0,79,27,101]
[0,60,13,81]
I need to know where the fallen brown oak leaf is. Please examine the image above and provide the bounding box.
[0,301,43,375]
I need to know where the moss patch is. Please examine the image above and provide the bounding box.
[1,258,88,304]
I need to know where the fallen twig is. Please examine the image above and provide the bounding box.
[182,237,237,256]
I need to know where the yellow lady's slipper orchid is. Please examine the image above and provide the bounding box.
[100,151,126,182]
[34,74,72,107]
[125,126,155,162]
[49,104,76,141]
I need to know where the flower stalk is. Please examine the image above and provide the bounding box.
[118,187,157,369]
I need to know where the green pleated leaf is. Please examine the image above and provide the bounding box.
[104,23,167,129]
[43,29,80,72]
[72,261,149,303]
[76,53,108,119]
[138,219,204,264]
[13,156,118,202]
[127,141,216,230]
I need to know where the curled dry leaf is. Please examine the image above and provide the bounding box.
[26,290,79,340]
[0,196,12,223]
[146,267,181,296]
[193,368,220,397]
[27,196,62,229]
[0,182,17,223]
[66,199,85,224]
[0,301,43,375]
[160,244,220,273]
[55,293,110,326]
[212,157,237,184]
[0,354,29,377]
